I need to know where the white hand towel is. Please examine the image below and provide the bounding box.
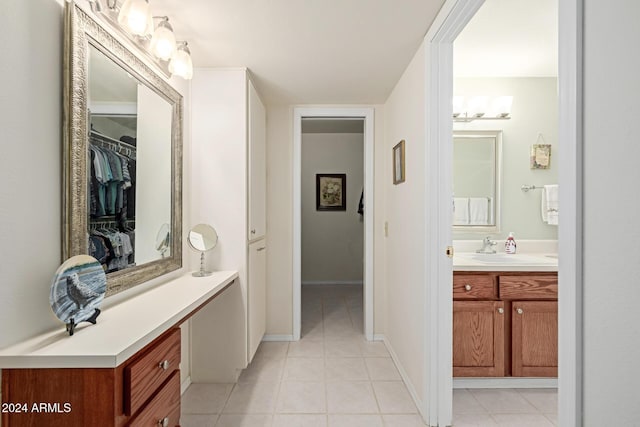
[541,184,559,225]
[453,197,469,225]
[469,197,490,225]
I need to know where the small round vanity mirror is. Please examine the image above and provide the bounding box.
[155,223,171,258]
[187,224,219,277]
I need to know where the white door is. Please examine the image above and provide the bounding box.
[248,240,267,361]
[248,80,266,241]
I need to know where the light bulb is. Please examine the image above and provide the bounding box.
[169,43,193,79]
[467,96,488,118]
[151,19,176,60]
[452,96,464,118]
[491,96,513,118]
[118,0,153,37]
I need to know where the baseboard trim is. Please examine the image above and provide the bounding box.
[262,334,295,342]
[301,281,364,286]
[381,336,427,424]
[453,377,558,389]
[180,375,192,395]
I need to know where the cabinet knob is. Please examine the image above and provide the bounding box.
[464,284,472,291]
[251,229,256,234]
[516,308,524,315]
[159,360,170,370]
[158,417,169,427]
[497,308,504,314]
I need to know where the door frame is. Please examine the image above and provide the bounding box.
[293,107,375,341]
[426,0,583,426]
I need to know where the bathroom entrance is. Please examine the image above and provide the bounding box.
[292,107,375,342]
[424,0,582,425]
[450,0,560,424]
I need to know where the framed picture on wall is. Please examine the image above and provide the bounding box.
[393,140,406,184]
[530,143,552,169]
[316,174,347,211]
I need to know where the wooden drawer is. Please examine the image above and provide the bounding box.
[125,328,181,416]
[499,275,558,300]
[453,274,497,299]
[129,370,181,427]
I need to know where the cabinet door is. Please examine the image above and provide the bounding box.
[248,241,267,362]
[512,300,558,377]
[248,80,266,240]
[453,300,505,377]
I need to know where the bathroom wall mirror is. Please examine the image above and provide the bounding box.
[452,130,502,232]
[188,224,219,277]
[63,3,183,296]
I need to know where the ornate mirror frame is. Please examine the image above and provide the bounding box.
[63,2,183,296]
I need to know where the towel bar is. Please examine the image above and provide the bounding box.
[521,184,543,192]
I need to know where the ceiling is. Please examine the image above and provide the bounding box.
[149,0,445,105]
[454,0,558,78]
[145,0,557,105]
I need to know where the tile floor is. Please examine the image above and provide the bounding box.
[452,388,558,427]
[181,284,558,427]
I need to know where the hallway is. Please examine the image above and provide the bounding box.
[180,284,424,426]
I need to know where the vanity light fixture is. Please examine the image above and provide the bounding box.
[150,17,176,60]
[169,42,193,80]
[453,95,513,123]
[88,0,194,80]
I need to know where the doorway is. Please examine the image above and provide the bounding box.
[425,0,582,426]
[301,118,365,339]
[293,107,375,342]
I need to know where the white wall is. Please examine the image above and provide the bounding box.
[382,41,427,406]
[266,105,386,336]
[582,0,640,424]
[453,77,559,240]
[0,0,193,391]
[302,132,364,284]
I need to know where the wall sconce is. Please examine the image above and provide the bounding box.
[88,0,193,80]
[453,96,513,122]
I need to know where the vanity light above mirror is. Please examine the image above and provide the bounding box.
[453,96,513,123]
[88,0,193,79]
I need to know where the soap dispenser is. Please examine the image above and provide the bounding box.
[505,232,517,254]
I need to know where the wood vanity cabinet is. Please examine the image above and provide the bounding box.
[453,272,558,378]
[1,328,182,427]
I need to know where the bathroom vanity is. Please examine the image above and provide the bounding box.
[453,253,558,378]
[0,272,237,427]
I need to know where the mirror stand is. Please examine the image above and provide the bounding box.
[194,252,213,277]
[187,223,219,278]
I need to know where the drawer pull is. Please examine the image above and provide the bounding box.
[497,308,504,314]
[256,247,266,252]
[159,360,170,370]
[516,308,524,315]
[464,284,472,291]
[158,417,169,427]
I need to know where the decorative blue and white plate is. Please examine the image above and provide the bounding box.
[50,255,106,335]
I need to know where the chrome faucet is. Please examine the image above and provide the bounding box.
[476,236,497,254]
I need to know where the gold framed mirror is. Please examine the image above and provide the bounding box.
[63,2,183,296]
